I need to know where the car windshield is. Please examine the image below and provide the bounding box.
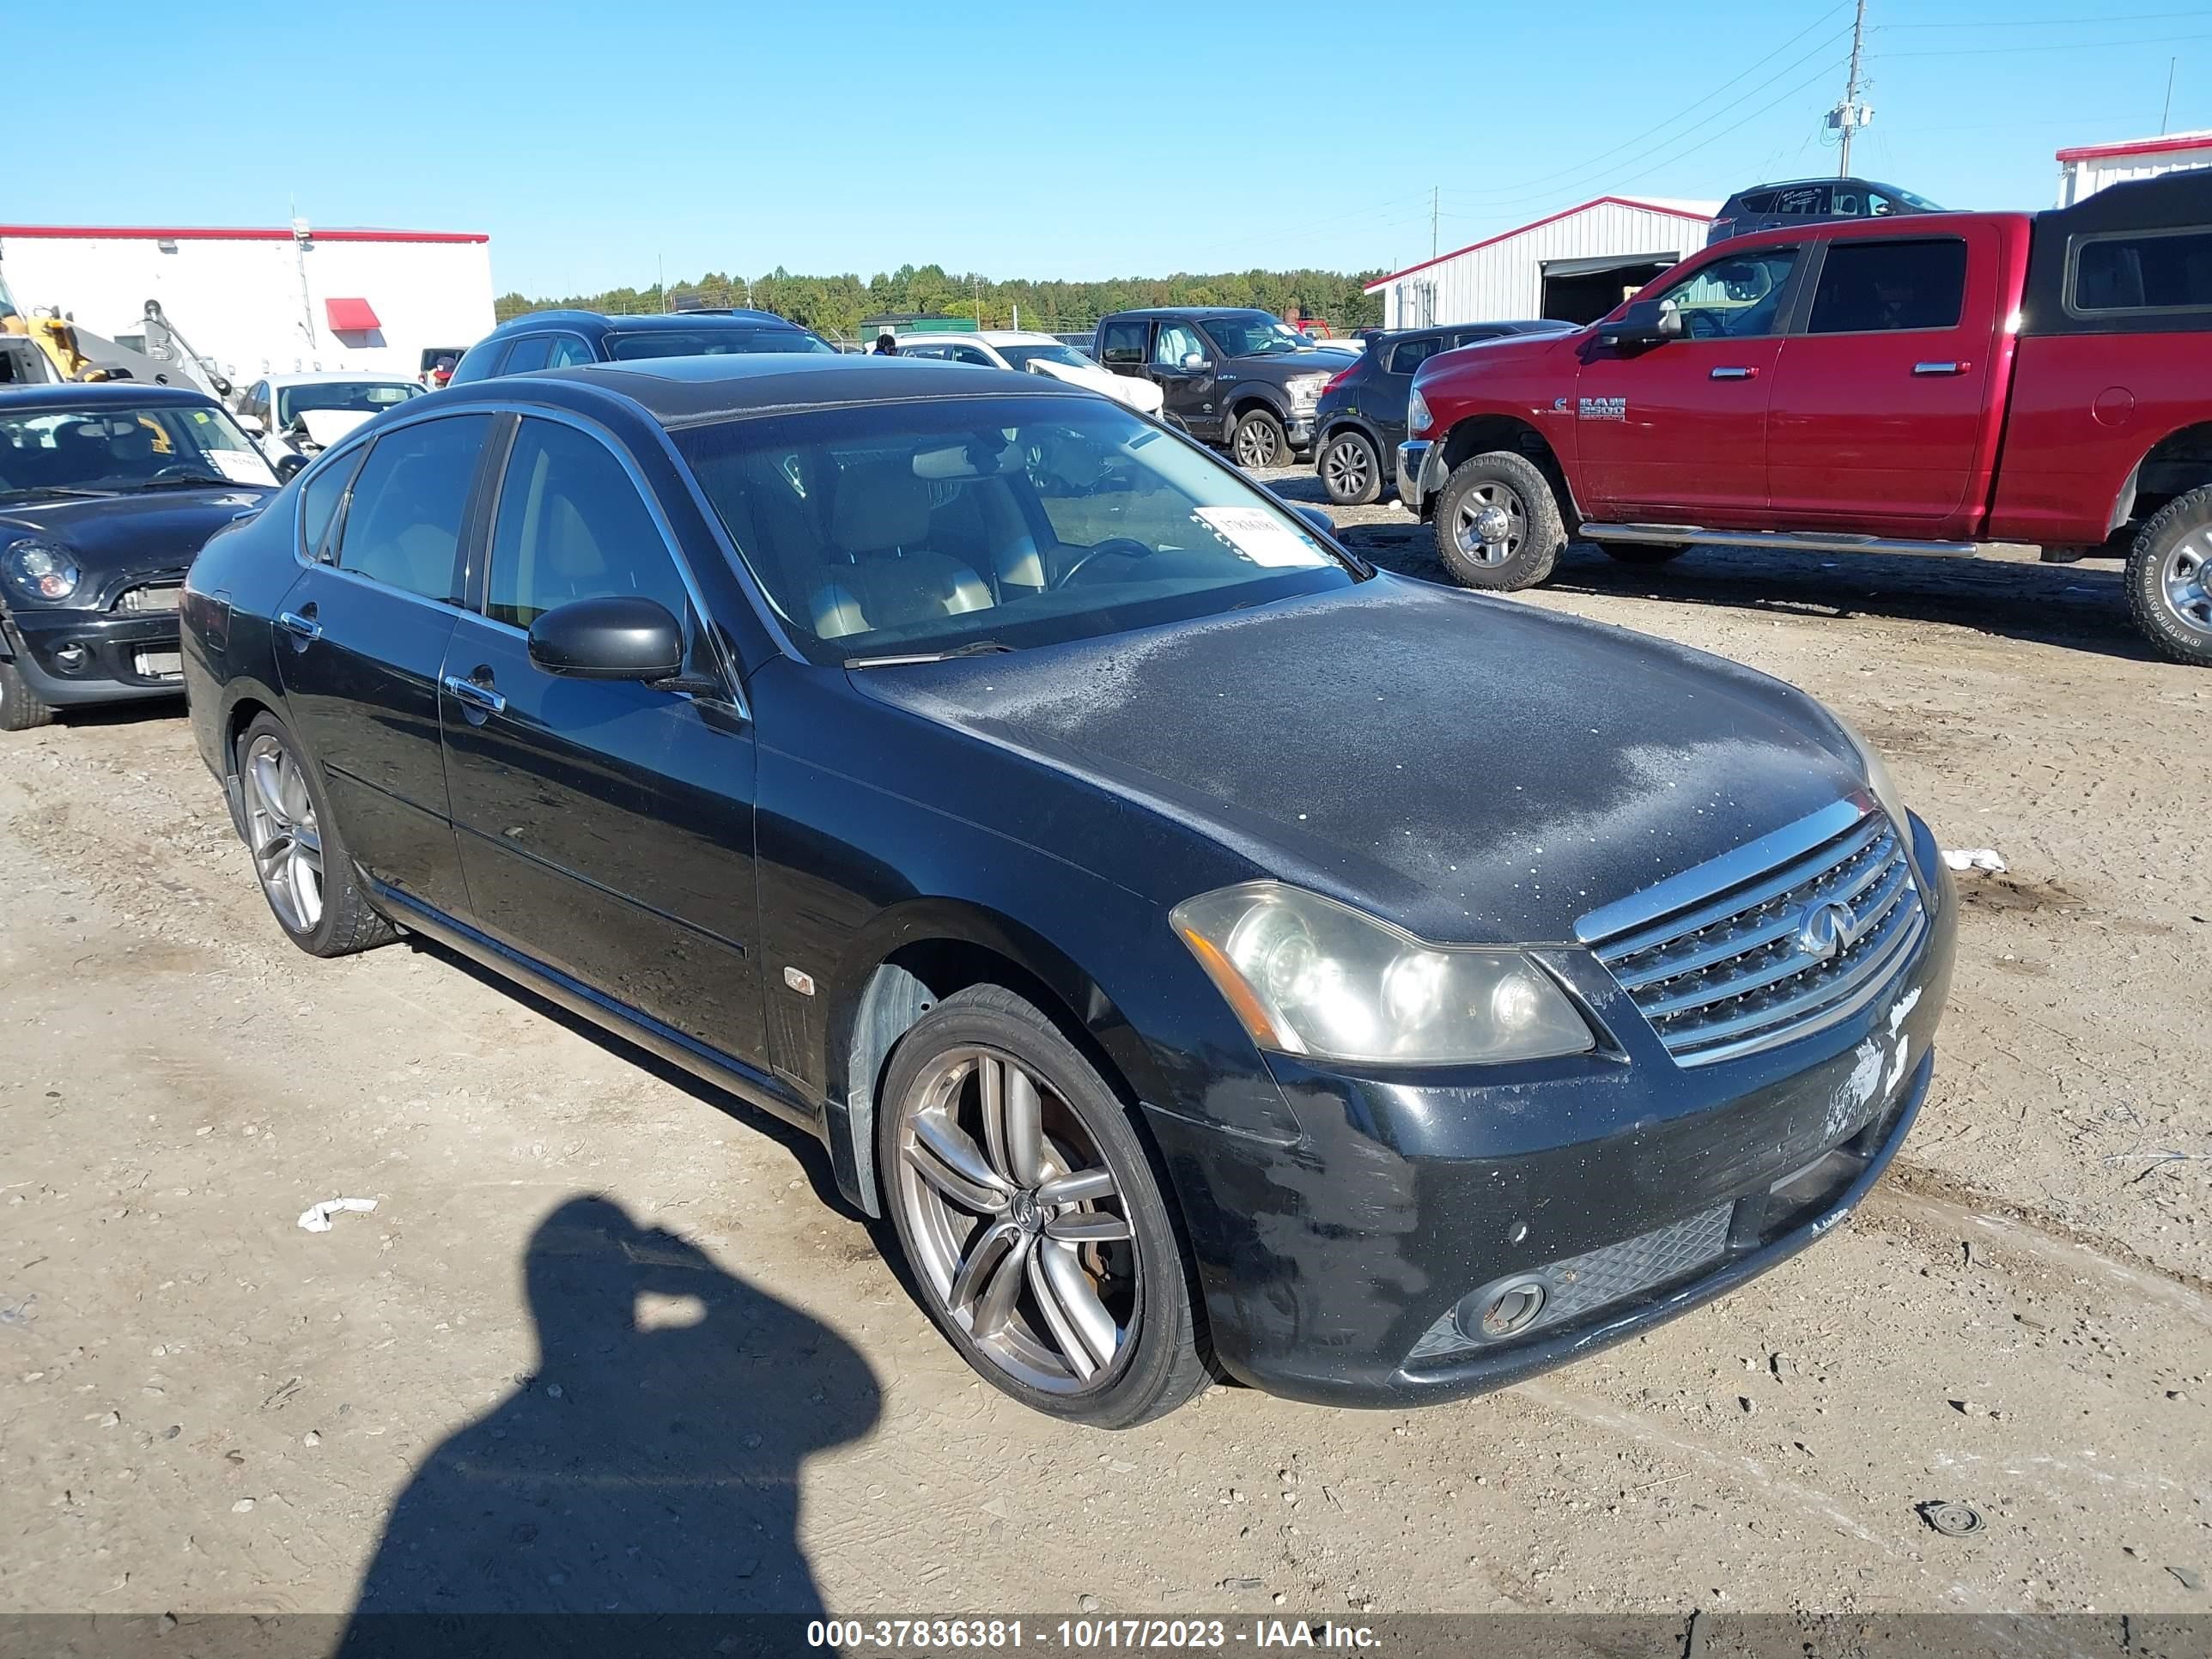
[672,395,1356,665]
[998,343,1093,373]
[274,380,421,425]
[0,402,278,499]
[608,327,835,360]
[1200,313,1311,357]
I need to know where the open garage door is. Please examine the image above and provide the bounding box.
[1540,252,1680,325]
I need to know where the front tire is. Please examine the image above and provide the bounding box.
[2126,486,2212,666]
[1230,407,1290,471]
[0,657,55,732]
[1433,450,1565,590]
[236,713,398,957]
[1595,541,1688,566]
[1319,430,1383,507]
[877,985,1208,1429]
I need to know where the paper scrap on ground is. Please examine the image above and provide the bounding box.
[297,1197,378,1233]
[1191,507,1324,568]
[1942,848,2007,873]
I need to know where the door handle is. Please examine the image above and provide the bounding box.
[276,609,321,643]
[1913,361,1967,376]
[1709,366,1757,380]
[441,673,507,716]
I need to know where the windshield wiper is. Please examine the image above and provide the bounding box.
[845,639,1018,669]
[0,486,111,502]
[131,473,237,491]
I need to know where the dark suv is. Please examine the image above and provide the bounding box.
[1092,308,1354,468]
[1313,321,1571,505]
[448,309,831,384]
[1707,178,1942,245]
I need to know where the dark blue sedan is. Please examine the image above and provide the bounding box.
[180,355,1954,1426]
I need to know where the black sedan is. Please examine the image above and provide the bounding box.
[1,384,278,729]
[181,355,1954,1427]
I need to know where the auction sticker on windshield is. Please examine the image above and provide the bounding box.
[1191,507,1325,568]
[204,450,276,484]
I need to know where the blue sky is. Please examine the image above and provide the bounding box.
[15,0,2208,293]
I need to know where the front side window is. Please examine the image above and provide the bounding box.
[1098,318,1149,366]
[1655,247,1802,339]
[947,345,997,367]
[485,418,690,630]
[1152,324,1204,367]
[2074,228,2212,313]
[671,395,1352,665]
[1808,239,1968,333]
[331,415,492,601]
[0,401,277,500]
[1387,337,1444,375]
[605,326,833,360]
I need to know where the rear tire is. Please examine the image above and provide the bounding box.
[877,984,1209,1429]
[236,713,398,957]
[1595,541,1689,566]
[1433,451,1565,591]
[2126,486,2212,666]
[0,657,55,732]
[1318,430,1383,507]
[1230,407,1290,471]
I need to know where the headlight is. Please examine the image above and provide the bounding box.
[1834,715,1913,842]
[1287,373,1328,406]
[3,539,82,604]
[1407,386,1434,437]
[1171,881,1595,1065]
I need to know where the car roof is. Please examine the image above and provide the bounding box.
[1730,176,1906,194]
[1103,306,1273,319]
[457,352,1092,428]
[0,382,217,413]
[490,307,800,337]
[911,331,1065,349]
[260,370,422,386]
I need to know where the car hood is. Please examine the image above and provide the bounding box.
[852,577,1866,944]
[1027,356,1164,410]
[1425,329,1583,380]
[0,487,276,586]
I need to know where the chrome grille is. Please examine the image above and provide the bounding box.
[1579,800,1925,1067]
[116,583,183,612]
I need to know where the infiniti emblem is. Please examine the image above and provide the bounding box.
[1796,900,1862,963]
[1010,1189,1042,1233]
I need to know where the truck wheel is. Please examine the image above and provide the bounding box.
[1318,431,1382,507]
[1595,541,1689,566]
[1231,408,1289,471]
[1434,452,1565,591]
[2127,486,2212,667]
[0,658,55,732]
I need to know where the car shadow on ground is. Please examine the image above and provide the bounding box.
[402,935,861,1222]
[334,1193,881,1651]
[46,693,188,728]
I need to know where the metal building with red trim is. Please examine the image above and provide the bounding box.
[2057,131,2212,207]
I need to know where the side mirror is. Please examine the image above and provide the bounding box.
[235,412,265,434]
[526,595,684,682]
[274,452,308,482]
[1598,298,1685,349]
[1180,352,1212,371]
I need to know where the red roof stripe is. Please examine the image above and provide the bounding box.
[0,225,488,245]
[1364,196,1715,291]
[2055,131,2212,163]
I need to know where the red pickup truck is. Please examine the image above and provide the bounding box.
[1396,172,2212,665]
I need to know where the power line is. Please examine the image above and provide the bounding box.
[1610,55,1856,191]
[1883,7,2212,24]
[1878,29,2212,55]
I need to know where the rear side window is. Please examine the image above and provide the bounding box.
[1387,336,1444,374]
[445,340,505,386]
[486,418,690,631]
[547,335,597,368]
[299,447,363,561]
[332,416,493,601]
[501,336,554,374]
[2073,228,2212,313]
[1807,240,1968,333]
[1774,185,1829,217]
[1098,318,1148,366]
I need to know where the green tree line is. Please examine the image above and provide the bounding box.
[494,262,1387,340]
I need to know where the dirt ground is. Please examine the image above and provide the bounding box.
[3,472,2209,1624]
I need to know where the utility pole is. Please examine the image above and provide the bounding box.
[1431,185,1439,260]
[2163,57,2179,134]
[1832,0,1870,177]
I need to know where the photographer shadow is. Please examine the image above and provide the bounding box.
[337,1194,879,1648]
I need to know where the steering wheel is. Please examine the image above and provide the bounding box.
[1685,308,1727,341]
[1053,537,1155,589]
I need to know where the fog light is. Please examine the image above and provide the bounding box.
[1456,1274,1548,1342]
[52,641,90,672]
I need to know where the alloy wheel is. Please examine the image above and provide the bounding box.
[1235,420,1281,469]
[2161,533,2212,639]
[1322,437,1373,501]
[241,734,325,934]
[1452,481,1527,566]
[890,1046,1138,1394]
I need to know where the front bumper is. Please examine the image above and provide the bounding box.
[1144,820,1957,1407]
[1396,438,1448,515]
[1285,413,1318,449]
[3,606,185,706]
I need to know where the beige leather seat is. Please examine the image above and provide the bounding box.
[811,459,994,640]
